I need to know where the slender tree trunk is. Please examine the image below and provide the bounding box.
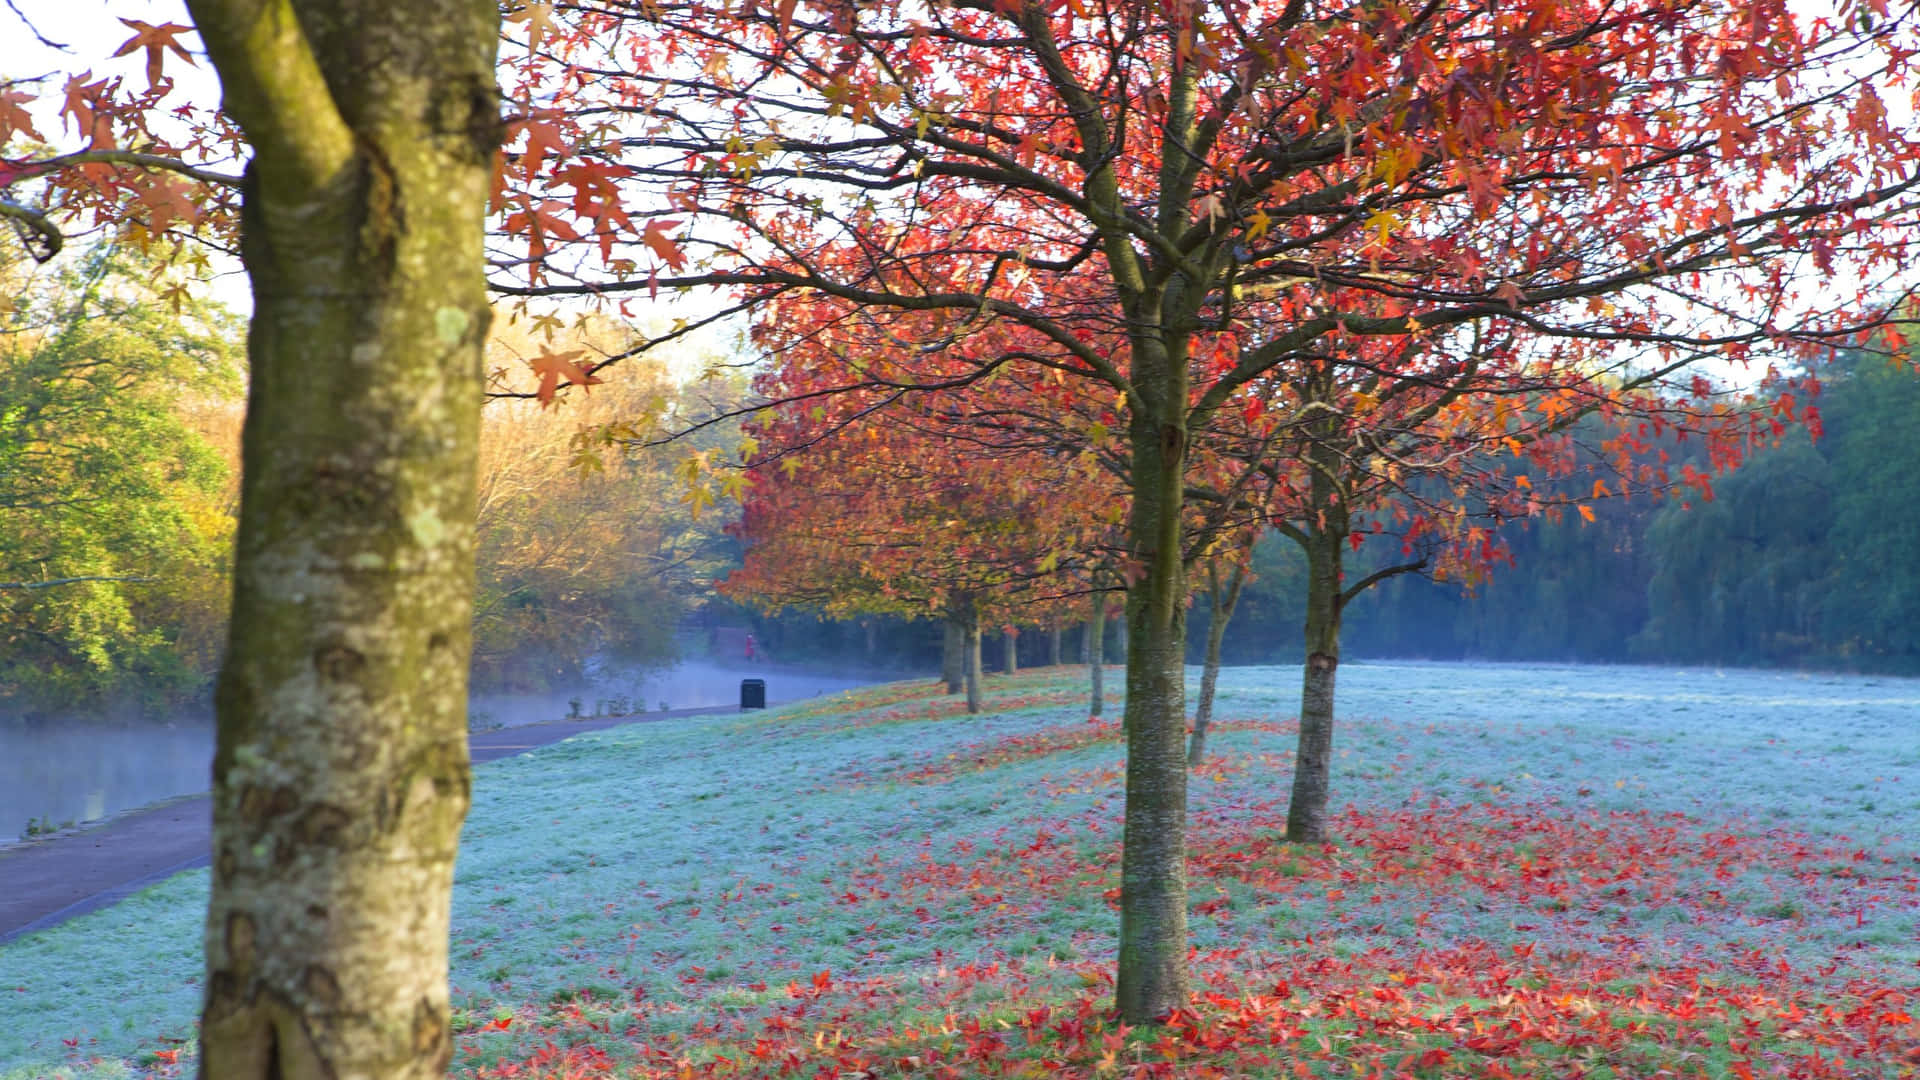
[1114,373,1191,1023]
[1003,628,1018,675]
[1188,558,1247,767]
[955,593,982,714]
[965,621,983,713]
[1049,623,1063,666]
[1115,609,1129,663]
[1087,591,1107,717]
[187,1,500,1075]
[863,618,878,661]
[1286,526,1344,844]
[941,614,964,694]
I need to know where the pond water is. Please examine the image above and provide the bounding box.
[0,658,872,846]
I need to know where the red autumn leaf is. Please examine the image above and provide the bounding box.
[641,219,685,270]
[512,117,571,178]
[0,89,42,143]
[112,19,198,91]
[527,348,601,405]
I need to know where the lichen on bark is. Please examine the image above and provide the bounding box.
[186,0,501,1074]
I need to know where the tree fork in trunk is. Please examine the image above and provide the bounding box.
[186,0,502,1074]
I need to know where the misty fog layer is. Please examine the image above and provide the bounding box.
[1,723,211,845]
[1,659,869,846]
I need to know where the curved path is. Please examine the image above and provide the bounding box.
[0,704,743,944]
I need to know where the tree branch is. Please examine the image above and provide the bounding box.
[13,150,244,189]
[183,0,354,195]
[1337,559,1428,609]
[0,575,153,591]
[0,198,61,261]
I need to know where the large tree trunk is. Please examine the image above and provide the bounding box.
[941,614,964,694]
[187,1,500,1075]
[1048,623,1063,666]
[1114,380,1191,1024]
[1002,628,1018,675]
[1188,557,1247,767]
[1087,590,1107,717]
[1286,524,1345,845]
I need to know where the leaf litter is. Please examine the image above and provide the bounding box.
[3,661,1917,1078]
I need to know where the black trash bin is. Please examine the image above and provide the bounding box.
[740,678,766,710]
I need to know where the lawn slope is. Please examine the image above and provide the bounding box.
[3,662,1917,1078]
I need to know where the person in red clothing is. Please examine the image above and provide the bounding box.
[744,633,756,661]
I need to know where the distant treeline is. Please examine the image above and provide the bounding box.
[0,248,739,721]
[12,246,1911,719]
[1220,350,1920,674]
[748,350,1920,679]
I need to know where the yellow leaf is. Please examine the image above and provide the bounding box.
[1364,208,1400,246]
[1245,207,1271,242]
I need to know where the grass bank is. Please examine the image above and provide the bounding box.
[4,662,1917,1077]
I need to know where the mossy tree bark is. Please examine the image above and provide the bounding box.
[1114,333,1191,1023]
[1285,523,1344,845]
[1188,555,1247,767]
[185,0,500,1075]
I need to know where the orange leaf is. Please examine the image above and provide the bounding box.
[528,348,602,405]
[112,19,198,91]
[0,88,42,143]
[643,219,686,270]
[1577,504,1595,523]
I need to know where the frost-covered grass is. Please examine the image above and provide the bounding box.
[4,661,1917,1078]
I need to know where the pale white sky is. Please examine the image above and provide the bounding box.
[3,0,1906,390]
[3,0,215,130]
[4,0,753,388]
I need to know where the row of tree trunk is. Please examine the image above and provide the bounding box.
[937,592,1127,715]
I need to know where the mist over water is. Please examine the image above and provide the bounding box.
[0,658,874,847]
[0,722,212,845]
[467,658,872,727]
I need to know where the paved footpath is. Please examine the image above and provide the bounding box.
[0,705,741,944]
